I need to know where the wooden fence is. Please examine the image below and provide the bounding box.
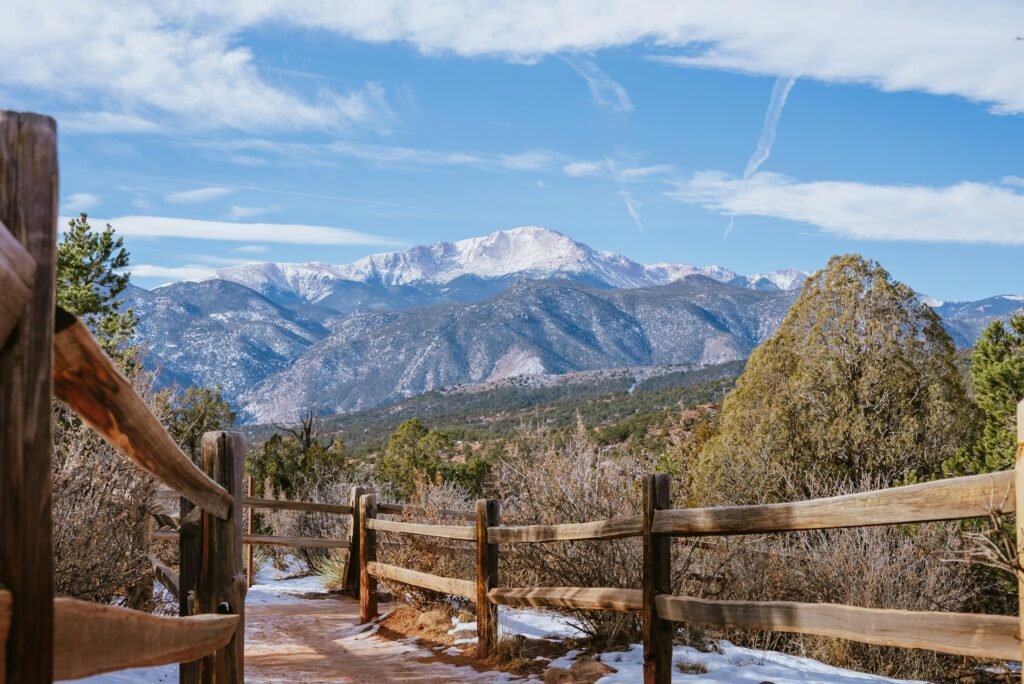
[2,107,1023,683]
[351,429,1024,684]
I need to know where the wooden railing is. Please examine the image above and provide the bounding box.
[352,416,1024,684]
[0,111,244,683]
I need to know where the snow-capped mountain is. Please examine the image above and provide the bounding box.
[211,227,809,310]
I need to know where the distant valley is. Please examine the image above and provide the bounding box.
[125,227,1024,423]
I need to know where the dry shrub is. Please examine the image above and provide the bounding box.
[51,370,159,608]
[673,479,992,681]
[261,464,353,570]
[494,423,656,648]
[375,480,476,609]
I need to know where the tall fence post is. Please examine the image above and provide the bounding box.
[358,491,378,626]
[1016,400,1024,679]
[476,499,500,658]
[196,432,246,683]
[179,495,200,684]
[345,485,368,596]
[359,492,378,624]
[0,110,58,684]
[642,474,672,684]
[246,478,254,588]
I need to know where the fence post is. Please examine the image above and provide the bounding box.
[642,474,672,684]
[1016,400,1024,678]
[359,492,378,624]
[345,485,368,595]
[476,499,500,658]
[195,431,246,683]
[246,478,254,588]
[179,493,200,684]
[0,110,58,684]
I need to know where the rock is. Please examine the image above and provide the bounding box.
[543,668,574,684]
[543,658,616,684]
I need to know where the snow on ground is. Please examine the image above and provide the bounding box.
[70,560,934,683]
[595,642,924,684]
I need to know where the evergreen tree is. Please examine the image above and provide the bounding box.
[692,255,976,505]
[56,213,138,355]
[168,386,237,460]
[945,314,1024,475]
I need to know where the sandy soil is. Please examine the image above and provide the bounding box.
[244,595,516,683]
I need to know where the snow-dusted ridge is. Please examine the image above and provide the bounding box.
[211,226,810,301]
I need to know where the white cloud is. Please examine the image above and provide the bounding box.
[165,187,234,204]
[63,192,101,211]
[671,171,1024,245]
[9,1,1020,135]
[69,215,406,246]
[743,76,797,179]
[563,160,608,177]
[252,0,1023,114]
[227,205,278,219]
[233,244,271,254]
[562,56,633,112]
[130,264,216,280]
[3,2,393,132]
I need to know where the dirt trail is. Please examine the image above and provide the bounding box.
[244,596,513,684]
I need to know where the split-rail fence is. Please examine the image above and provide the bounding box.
[2,108,1024,684]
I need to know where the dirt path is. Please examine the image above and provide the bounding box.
[244,595,517,684]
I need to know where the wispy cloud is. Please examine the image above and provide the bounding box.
[165,187,234,204]
[562,56,633,112]
[227,205,278,219]
[130,264,216,281]
[671,171,1024,245]
[69,215,406,247]
[63,192,101,212]
[233,245,271,254]
[743,76,797,179]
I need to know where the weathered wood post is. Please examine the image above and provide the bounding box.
[246,478,254,588]
[359,492,378,624]
[345,485,368,595]
[196,431,246,683]
[0,110,58,684]
[1016,400,1024,678]
[476,498,500,658]
[180,493,201,684]
[642,474,672,684]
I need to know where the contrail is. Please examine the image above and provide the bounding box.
[743,75,797,180]
[726,74,797,238]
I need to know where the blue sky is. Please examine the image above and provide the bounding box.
[6,2,1024,300]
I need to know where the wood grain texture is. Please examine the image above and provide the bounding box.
[653,470,1015,536]
[0,109,57,684]
[0,219,34,346]
[52,311,232,519]
[243,497,352,515]
[642,474,672,684]
[149,553,180,601]
[377,502,475,521]
[367,562,476,600]
[487,516,642,544]
[52,597,238,681]
[195,431,246,683]
[0,590,10,684]
[344,486,367,595]
[476,499,500,658]
[367,517,477,540]
[488,587,642,613]
[655,595,1018,661]
[359,494,378,624]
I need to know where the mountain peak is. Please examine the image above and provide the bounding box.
[212,226,809,302]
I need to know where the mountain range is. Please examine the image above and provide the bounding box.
[125,226,1024,423]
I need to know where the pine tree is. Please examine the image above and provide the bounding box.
[692,255,976,505]
[945,314,1024,475]
[56,213,138,355]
